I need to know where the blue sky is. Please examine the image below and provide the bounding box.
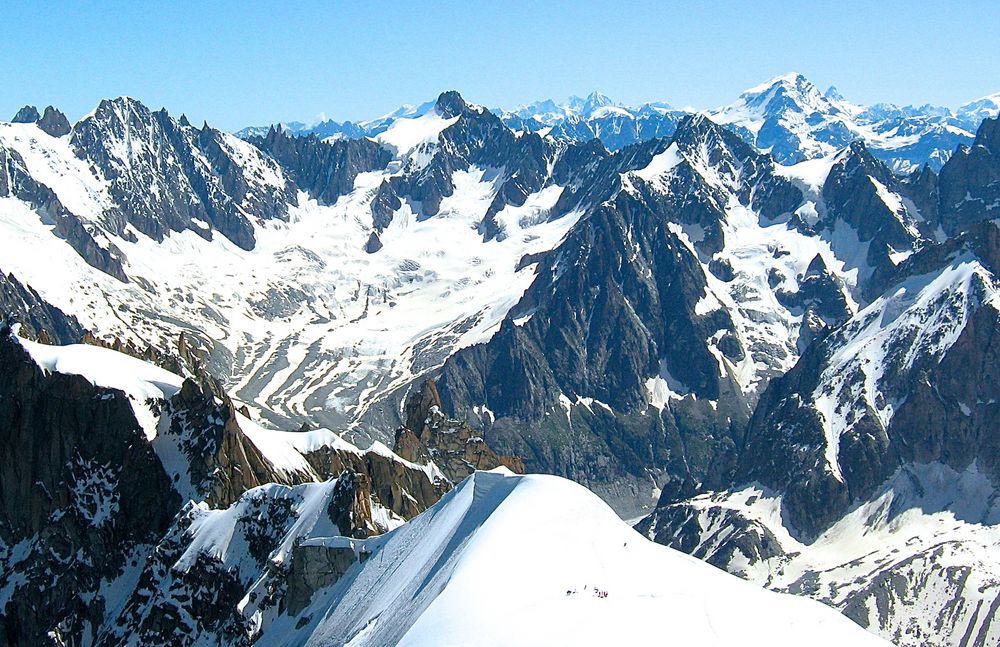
[3,1,998,131]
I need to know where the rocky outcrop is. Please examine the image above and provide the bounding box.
[393,380,524,483]
[70,97,297,252]
[12,105,40,124]
[0,324,180,646]
[101,466,418,646]
[165,378,303,508]
[0,321,450,645]
[37,106,71,137]
[248,126,391,205]
[285,541,359,616]
[0,270,85,344]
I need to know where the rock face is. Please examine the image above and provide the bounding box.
[639,117,1000,647]
[70,97,298,252]
[819,141,925,284]
[164,376,304,508]
[37,106,71,137]
[247,126,391,205]
[12,105,40,124]
[285,541,359,615]
[393,379,524,482]
[0,324,447,646]
[0,325,181,646]
[0,270,85,344]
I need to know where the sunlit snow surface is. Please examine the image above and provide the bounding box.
[653,462,1000,646]
[0,117,580,433]
[233,470,889,646]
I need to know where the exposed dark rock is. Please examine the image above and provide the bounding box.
[364,230,383,253]
[393,379,525,483]
[820,141,925,289]
[70,97,297,253]
[302,441,444,521]
[12,105,40,124]
[0,270,85,344]
[285,541,358,615]
[937,116,1000,236]
[247,126,391,205]
[636,501,785,571]
[38,106,71,137]
[0,324,180,645]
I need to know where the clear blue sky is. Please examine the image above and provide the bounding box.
[3,1,998,131]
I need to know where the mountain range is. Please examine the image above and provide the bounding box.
[240,73,1000,173]
[1,72,999,645]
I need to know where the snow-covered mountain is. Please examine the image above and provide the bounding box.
[257,469,890,646]
[243,74,1000,174]
[3,85,1000,646]
[68,463,894,646]
[638,123,1000,646]
[504,73,993,173]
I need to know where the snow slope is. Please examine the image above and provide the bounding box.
[650,462,1000,647]
[263,470,889,647]
[814,257,1000,480]
[0,113,582,436]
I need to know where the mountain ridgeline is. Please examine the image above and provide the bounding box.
[0,73,999,646]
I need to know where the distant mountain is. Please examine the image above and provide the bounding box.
[242,74,999,174]
[510,73,992,173]
[236,100,436,141]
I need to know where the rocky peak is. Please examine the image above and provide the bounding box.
[972,115,1000,153]
[741,72,825,112]
[671,113,725,147]
[581,91,615,115]
[11,104,40,123]
[668,113,763,176]
[38,105,71,137]
[435,90,469,119]
[821,139,923,266]
[70,95,295,253]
